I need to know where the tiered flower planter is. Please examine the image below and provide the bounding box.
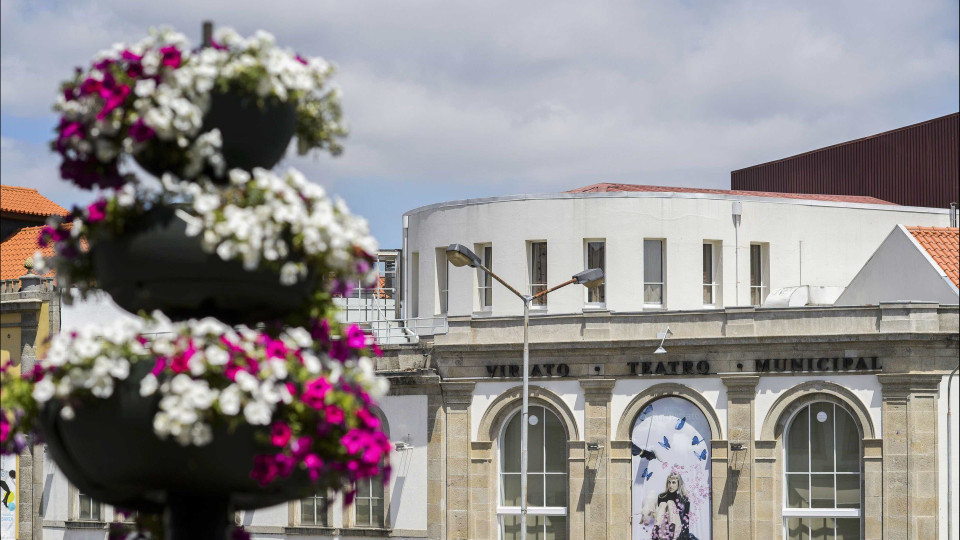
[1,23,388,540]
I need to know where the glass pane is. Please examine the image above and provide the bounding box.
[703,284,713,304]
[528,473,545,506]
[545,515,567,540]
[810,517,835,540]
[356,498,370,526]
[751,287,762,306]
[527,515,545,540]
[786,474,810,508]
[545,474,567,507]
[372,476,384,498]
[643,284,662,304]
[787,517,809,540]
[531,242,548,307]
[836,474,860,509]
[301,499,315,525]
[502,414,522,472]
[587,242,604,303]
[836,518,861,540]
[372,497,384,527]
[530,408,545,473]
[811,474,835,508]
[750,245,762,286]
[502,474,521,506]
[787,408,810,472]
[644,240,662,282]
[834,407,860,473]
[544,411,566,472]
[810,403,835,472]
[703,243,713,283]
[357,478,370,497]
[502,515,521,540]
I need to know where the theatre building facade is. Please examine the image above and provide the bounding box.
[373,186,959,540]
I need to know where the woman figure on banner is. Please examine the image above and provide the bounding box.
[651,471,694,540]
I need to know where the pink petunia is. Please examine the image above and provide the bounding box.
[270,421,292,447]
[159,46,182,68]
[345,324,366,349]
[86,200,108,223]
[301,377,332,409]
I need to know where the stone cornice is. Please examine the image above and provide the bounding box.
[877,373,942,394]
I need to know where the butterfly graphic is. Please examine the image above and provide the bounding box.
[694,449,707,461]
[675,417,686,430]
[657,436,671,450]
[691,436,703,446]
[640,468,653,481]
[630,443,657,461]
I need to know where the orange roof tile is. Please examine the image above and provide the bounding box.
[0,225,55,280]
[566,183,897,205]
[1,185,69,218]
[906,226,960,288]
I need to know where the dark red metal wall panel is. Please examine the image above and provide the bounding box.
[731,113,959,208]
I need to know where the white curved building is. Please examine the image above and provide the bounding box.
[402,184,951,321]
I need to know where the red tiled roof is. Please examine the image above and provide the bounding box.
[0,226,54,280]
[906,226,960,288]
[1,185,69,218]
[566,183,897,205]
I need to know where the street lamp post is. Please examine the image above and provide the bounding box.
[445,244,603,538]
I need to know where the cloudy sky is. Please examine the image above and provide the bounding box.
[2,0,957,247]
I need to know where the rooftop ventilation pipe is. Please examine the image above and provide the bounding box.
[950,202,957,228]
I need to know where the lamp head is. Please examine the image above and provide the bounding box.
[573,267,604,287]
[654,346,667,354]
[446,244,481,268]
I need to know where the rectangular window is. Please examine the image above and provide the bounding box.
[703,243,717,306]
[355,476,385,528]
[77,492,101,521]
[435,248,449,315]
[586,241,605,305]
[300,492,328,526]
[410,252,420,318]
[478,244,493,310]
[530,242,548,307]
[750,244,768,306]
[643,239,663,306]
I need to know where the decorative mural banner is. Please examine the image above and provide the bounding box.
[631,397,711,540]
[0,454,17,539]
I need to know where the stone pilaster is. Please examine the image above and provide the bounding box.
[878,374,940,540]
[720,375,758,540]
[441,381,475,540]
[579,379,615,540]
[862,438,883,540]
[427,391,445,540]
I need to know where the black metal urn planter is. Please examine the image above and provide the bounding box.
[1,22,388,540]
[39,368,312,540]
[91,206,316,325]
[134,90,298,183]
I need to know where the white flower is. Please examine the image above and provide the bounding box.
[219,385,241,416]
[205,346,229,366]
[234,370,258,393]
[32,378,55,402]
[243,400,272,425]
[60,405,76,420]
[191,423,213,446]
[140,374,159,397]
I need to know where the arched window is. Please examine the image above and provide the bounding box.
[498,405,567,539]
[783,402,861,539]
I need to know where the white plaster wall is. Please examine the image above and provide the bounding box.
[405,193,950,318]
[938,373,960,540]
[836,226,959,306]
[611,379,728,440]
[472,381,585,441]
[753,375,882,438]
[60,289,145,334]
[380,394,428,532]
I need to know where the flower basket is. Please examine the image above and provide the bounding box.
[134,89,297,182]
[37,363,313,516]
[91,205,315,325]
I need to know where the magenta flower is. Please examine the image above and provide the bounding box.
[250,455,279,486]
[345,324,366,349]
[86,200,108,223]
[323,404,345,425]
[159,46,182,68]
[151,357,168,377]
[270,421,292,447]
[302,377,332,409]
[304,453,324,481]
[37,225,67,248]
[263,338,288,360]
[96,84,131,120]
[0,415,9,444]
[128,119,155,143]
[356,408,380,429]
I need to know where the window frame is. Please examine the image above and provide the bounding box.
[76,491,102,522]
[529,241,548,309]
[496,405,569,540]
[436,247,449,315]
[750,243,769,306]
[703,241,721,307]
[477,243,493,311]
[584,240,606,308]
[353,475,386,528]
[299,490,331,527]
[781,401,863,538]
[643,239,664,308]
